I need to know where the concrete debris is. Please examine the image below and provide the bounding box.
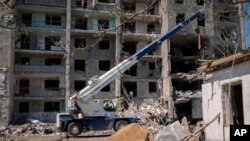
[118,100,168,134]
[174,90,201,103]
[27,118,41,124]
[181,116,190,133]
[183,113,220,141]
[0,123,56,137]
[154,121,189,141]
[176,72,202,81]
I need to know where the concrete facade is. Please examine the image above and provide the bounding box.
[0,29,14,125]
[9,0,162,122]
[202,60,250,141]
[159,0,214,120]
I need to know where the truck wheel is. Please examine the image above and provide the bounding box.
[68,122,83,136]
[115,120,128,131]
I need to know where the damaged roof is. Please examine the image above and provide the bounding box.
[198,49,250,73]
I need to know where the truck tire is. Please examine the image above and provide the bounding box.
[67,122,83,136]
[115,120,128,131]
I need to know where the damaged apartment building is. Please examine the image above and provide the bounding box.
[8,0,162,123]
[160,0,243,123]
[0,0,245,125]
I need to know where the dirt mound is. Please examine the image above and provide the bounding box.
[106,123,148,141]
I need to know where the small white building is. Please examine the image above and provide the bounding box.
[198,50,250,141]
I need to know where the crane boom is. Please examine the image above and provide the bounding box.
[70,10,203,102]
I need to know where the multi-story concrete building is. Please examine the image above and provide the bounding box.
[11,0,161,122]
[0,0,245,124]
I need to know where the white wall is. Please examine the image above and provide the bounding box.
[202,61,250,141]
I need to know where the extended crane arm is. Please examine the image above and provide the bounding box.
[70,10,203,102]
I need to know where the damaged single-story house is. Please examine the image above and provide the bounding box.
[198,50,250,141]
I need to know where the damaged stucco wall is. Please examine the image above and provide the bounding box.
[202,61,250,141]
[0,29,14,126]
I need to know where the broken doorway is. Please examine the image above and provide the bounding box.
[223,83,244,125]
[19,79,29,96]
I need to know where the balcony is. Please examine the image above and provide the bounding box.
[15,46,65,55]
[15,87,65,98]
[16,0,66,7]
[15,65,65,74]
[147,28,161,34]
[94,2,115,10]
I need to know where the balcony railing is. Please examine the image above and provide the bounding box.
[94,2,115,10]
[16,46,65,52]
[147,28,161,34]
[123,27,161,34]
[15,65,65,73]
[15,87,65,98]
[17,0,66,7]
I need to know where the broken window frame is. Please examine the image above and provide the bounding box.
[147,7,155,15]
[122,41,137,55]
[99,60,111,71]
[75,38,86,48]
[45,36,60,51]
[149,82,157,93]
[98,19,109,30]
[123,81,137,97]
[75,17,88,30]
[220,28,232,40]
[44,102,60,112]
[122,2,136,13]
[98,0,115,3]
[21,13,32,27]
[19,102,29,113]
[101,84,110,92]
[175,0,184,4]
[19,79,30,96]
[74,80,86,91]
[20,34,31,49]
[124,64,137,76]
[45,58,62,66]
[44,80,60,90]
[20,57,30,65]
[74,59,86,72]
[176,14,185,24]
[123,21,136,33]
[147,23,155,34]
[198,15,205,27]
[99,40,110,50]
[45,15,61,26]
[149,62,156,71]
[196,0,204,5]
[76,0,87,8]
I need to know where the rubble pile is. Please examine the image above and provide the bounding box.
[176,72,202,81]
[118,100,168,134]
[174,90,202,103]
[0,121,56,137]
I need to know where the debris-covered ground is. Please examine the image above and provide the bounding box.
[0,100,214,141]
[0,120,56,138]
[117,99,168,135]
